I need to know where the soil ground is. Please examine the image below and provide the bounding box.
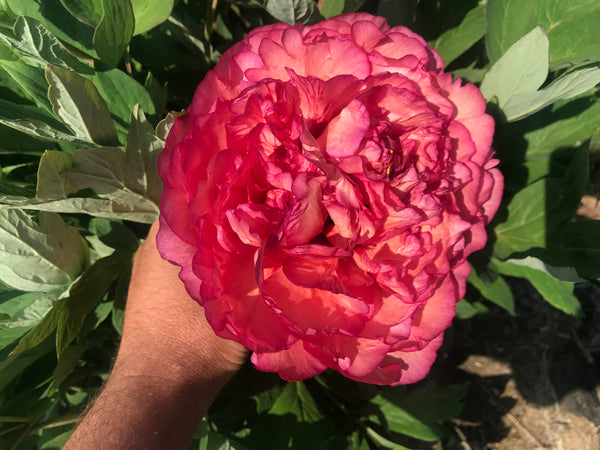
[439,280,600,449]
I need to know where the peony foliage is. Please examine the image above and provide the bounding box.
[0,0,598,448]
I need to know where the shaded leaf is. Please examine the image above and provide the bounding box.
[1,59,53,114]
[9,302,62,356]
[535,221,600,279]
[92,69,156,139]
[269,381,323,422]
[52,343,83,387]
[263,0,322,25]
[432,2,485,66]
[522,96,600,160]
[365,426,411,450]
[93,0,135,67]
[494,144,589,258]
[59,0,103,27]
[45,65,119,146]
[55,250,131,356]
[370,395,441,442]
[455,299,489,319]
[468,266,515,314]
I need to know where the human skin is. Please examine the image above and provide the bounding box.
[63,221,247,450]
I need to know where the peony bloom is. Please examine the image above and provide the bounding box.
[157,13,503,385]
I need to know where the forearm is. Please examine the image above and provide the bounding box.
[64,350,232,450]
[64,221,246,449]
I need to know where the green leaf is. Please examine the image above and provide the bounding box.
[9,302,62,357]
[52,343,83,387]
[0,60,53,114]
[214,15,232,41]
[130,0,174,35]
[501,256,584,283]
[486,0,600,67]
[370,395,440,442]
[432,2,485,66]
[0,100,89,145]
[536,220,600,279]
[123,104,163,204]
[89,218,139,252]
[93,0,135,67]
[365,427,411,450]
[0,196,159,223]
[0,98,63,131]
[6,0,97,57]
[55,250,131,357]
[36,150,75,200]
[45,65,119,146]
[28,141,160,223]
[319,0,344,19]
[468,265,515,314]
[269,381,323,422]
[144,72,166,118]
[493,179,546,258]
[0,16,92,73]
[480,27,600,121]
[0,294,53,329]
[455,299,488,319]
[263,0,322,25]
[0,123,50,156]
[91,69,156,139]
[59,0,103,27]
[0,210,86,292]
[197,426,249,450]
[522,96,600,160]
[494,144,589,258]
[494,258,582,316]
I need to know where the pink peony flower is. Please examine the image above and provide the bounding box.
[157,13,503,385]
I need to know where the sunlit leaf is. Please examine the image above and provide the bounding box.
[0,294,53,329]
[319,0,344,19]
[0,16,92,73]
[130,0,174,35]
[0,210,86,292]
[486,0,600,67]
[480,27,600,121]
[6,0,97,56]
[123,105,163,204]
[494,258,582,316]
[45,65,119,146]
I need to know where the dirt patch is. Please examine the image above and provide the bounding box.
[440,280,600,449]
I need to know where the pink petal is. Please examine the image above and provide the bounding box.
[251,340,327,381]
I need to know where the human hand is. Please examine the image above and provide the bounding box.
[116,220,248,383]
